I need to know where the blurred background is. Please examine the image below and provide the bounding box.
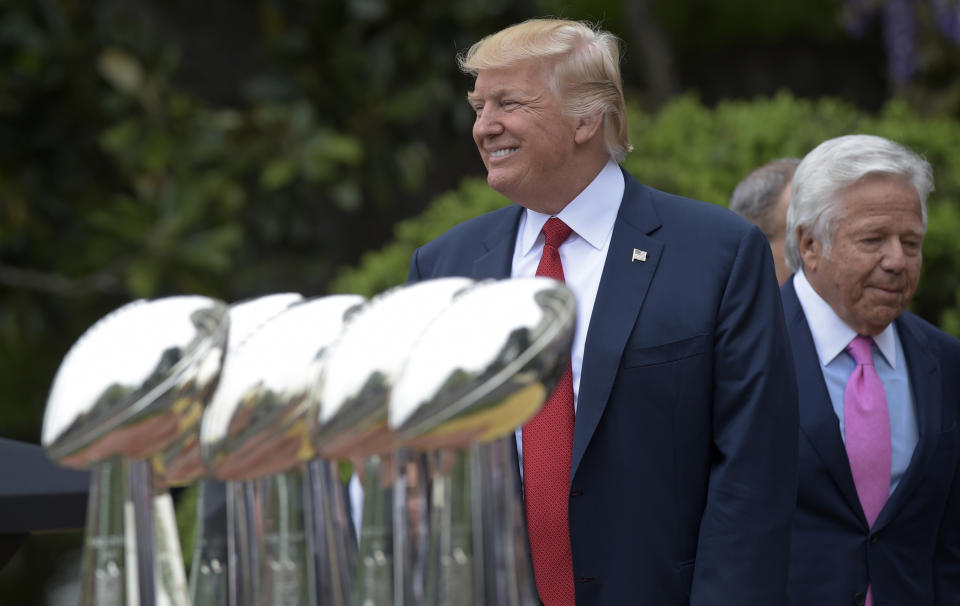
[2,0,959,602]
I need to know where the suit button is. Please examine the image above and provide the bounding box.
[870,535,878,544]
[853,592,866,605]
[571,489,584,497]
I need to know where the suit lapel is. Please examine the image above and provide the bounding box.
[782,279,864,517]
[874,314,942,527]
[570,174,663,481]
[471,205,523,280]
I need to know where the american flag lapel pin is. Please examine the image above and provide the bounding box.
[631,248,648,263]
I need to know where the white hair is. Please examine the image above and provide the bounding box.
[784,134,933,272]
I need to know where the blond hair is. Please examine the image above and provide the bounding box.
[459,19,632,163]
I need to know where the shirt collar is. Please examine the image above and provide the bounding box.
[794,269,898,367]
[517,159,624,255]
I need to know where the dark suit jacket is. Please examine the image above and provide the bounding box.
[0,438,89,568]
[408,168,799,605]
[781,277,960,605]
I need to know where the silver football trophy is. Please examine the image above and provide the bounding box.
[390,277,576,606]
[201,294,364,606]
[313,277,474,606]
[43,295,229,606]
[187,293,304,606]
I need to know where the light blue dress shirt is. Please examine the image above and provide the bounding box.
[794,270,918,495]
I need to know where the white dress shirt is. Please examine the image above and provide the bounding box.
[513,159,624,462]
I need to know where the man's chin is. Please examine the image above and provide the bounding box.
[864,287,909,309]
[486,172,514,197]
[856,306,906,335]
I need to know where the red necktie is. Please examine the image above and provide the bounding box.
[844,335,891,606]
[523,217,576,605]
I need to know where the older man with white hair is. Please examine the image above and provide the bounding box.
[781,134,960,606]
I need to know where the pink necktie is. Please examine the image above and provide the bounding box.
[844,335,891,606]
[523,217,576,605]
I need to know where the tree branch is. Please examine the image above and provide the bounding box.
[623,0,680,106]
[0,264,122,297]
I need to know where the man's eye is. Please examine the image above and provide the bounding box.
[472,105,483,116]
[502,100,518,109]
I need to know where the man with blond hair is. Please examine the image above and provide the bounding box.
[409,19,797,604]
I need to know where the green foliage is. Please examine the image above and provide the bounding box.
[85,60,368,299]
[334,92,960,335]
[331,179,510,296]
[622,93,862,203]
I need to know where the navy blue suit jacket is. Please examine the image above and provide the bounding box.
[409,169,799,605]
[781,277,960,605]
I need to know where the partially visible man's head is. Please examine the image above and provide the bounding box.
[460,19,630,213]
[730,158,800,285]
[786,134,933,335]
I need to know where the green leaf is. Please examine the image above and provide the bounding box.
[97,48,145,96]
[100,119,141,155]
[260,159,297,190]
[125,258,160,298]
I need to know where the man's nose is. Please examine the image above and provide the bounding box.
[474,107,504,137]
[880,238,908,271]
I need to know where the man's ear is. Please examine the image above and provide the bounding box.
[797,226,821,272]
[574,111,604,144]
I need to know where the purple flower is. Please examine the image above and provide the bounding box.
[844,0,876,37]
[931,0,960,43]
[841,0,960,84]
[884,0,917,85]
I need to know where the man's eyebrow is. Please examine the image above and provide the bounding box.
[466,87,517,104]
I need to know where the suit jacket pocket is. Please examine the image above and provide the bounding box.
[622,333,710,368]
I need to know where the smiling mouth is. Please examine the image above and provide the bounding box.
[489,147,518,158]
